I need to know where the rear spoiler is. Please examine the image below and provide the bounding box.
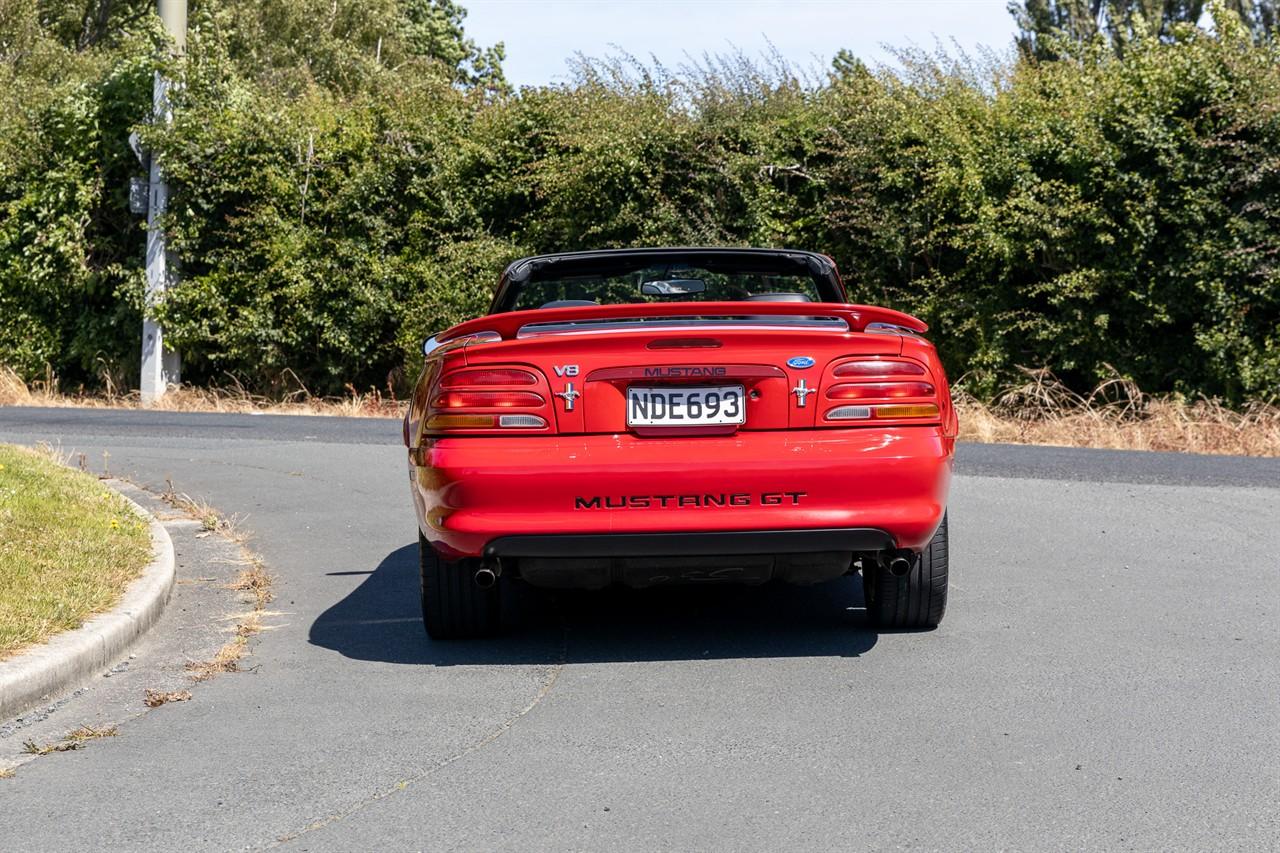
[437,301,927,343]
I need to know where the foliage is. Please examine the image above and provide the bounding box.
[1010,0,1277,58]
[0,8,156,385]
[0,0,1278,402]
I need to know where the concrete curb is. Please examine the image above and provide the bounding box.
[0,480,175,721]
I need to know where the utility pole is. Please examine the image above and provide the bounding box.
[140,0,187,403]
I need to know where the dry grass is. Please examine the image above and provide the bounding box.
[184,574,277,681]
[150,477,275,685]
[1,365,402,418]
[177,555,274,684]
[185,615,261,682]
[0,767,14,779]
[956,368,1280,457]
[160,478,242,535]
[229,560,274,609]
[144,688,192,707]
[22,724,118,755]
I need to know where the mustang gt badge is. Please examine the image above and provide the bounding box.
[786,356,816,369]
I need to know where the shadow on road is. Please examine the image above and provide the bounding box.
[309,544,878,665]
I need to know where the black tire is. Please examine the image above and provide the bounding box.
[419,532,499,639]
[863,513,948,629]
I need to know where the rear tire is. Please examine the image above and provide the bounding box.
[419,532,499,639]
[863,513,948,629]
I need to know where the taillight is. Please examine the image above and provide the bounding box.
[833,360,925,377]
[424,365,552,434]
[873,404,939,418]
[433,390,545,409]
[822,358,941,425]
[440,368,538,387]
[827,382,934,400]
[427,414,498,429]
[827,403,940,421]
[426,413,548,430]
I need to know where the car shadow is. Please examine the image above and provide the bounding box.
[308,543,878,665]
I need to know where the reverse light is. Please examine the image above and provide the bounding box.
[827,381,935,400]
[433,390,545,409]
[498,414,547,428]
[826,405,872,420]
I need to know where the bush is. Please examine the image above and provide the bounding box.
[0,26,156,387]
[1,3,1277,401]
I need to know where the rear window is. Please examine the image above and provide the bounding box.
[512,264,824,311]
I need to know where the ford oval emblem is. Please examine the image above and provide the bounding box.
[787,356,816,369]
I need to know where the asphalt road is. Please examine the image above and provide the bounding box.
[0,406,1277,852]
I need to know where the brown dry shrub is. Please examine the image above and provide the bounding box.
[956,368,1280,457]
[0,366,402,418]
[144,689,192,707]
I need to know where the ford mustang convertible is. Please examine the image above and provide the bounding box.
[403,248,956,638]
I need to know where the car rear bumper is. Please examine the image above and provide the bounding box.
[410,427,953,559]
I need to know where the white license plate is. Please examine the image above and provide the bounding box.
[626,385,746,427]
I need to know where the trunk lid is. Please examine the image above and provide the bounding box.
[446,303,930,435]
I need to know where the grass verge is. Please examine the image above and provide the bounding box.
[0,444,152,660]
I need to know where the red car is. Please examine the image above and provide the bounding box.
[404,248,956,638]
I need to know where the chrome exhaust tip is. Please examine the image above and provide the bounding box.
[888,556,913,577]
[474,567,498,589]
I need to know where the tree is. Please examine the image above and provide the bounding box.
[191,0,506,94]
[400,0,507,91]
[35,0,152,50]
[1010,0,1276,57]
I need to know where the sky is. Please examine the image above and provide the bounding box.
[462,0,1020,87]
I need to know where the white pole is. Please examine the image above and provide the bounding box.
[140,0,186,403]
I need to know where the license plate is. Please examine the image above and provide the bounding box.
[626,385,746,427]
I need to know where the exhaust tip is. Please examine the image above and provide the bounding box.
[888,556,913,577]
[474,567,497,589]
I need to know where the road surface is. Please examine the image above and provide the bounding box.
[0,407,1276,851]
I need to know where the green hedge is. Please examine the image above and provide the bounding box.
[2,7,1277,401]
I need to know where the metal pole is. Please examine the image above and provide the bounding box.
[140,0,187,403]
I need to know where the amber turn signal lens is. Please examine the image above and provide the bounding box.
[426,414,497,430]
[872,403,940,419]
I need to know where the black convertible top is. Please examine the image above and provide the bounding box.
[489,247,846,314]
